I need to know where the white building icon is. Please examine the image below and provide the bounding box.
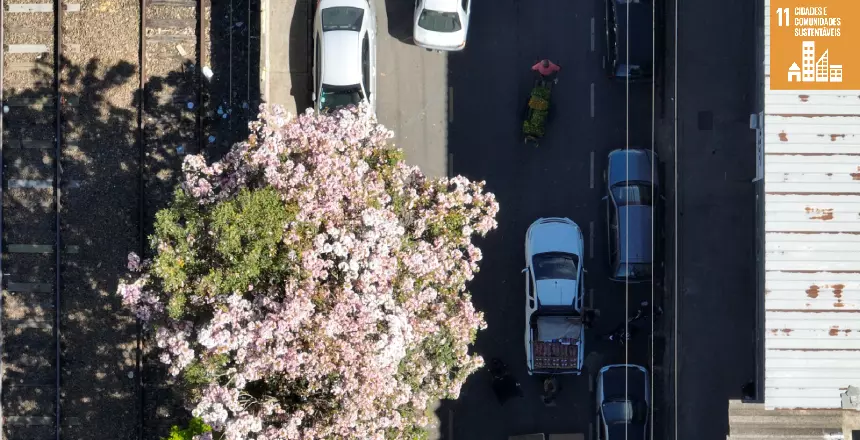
[792,41,843,83]
[802,41,816,82]
[788,63,801,82]
[816,49,829,82]
[830,65,843,82]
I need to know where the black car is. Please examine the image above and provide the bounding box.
[604,0,653,81]
[604,148,658,283]
[596,364,650,440]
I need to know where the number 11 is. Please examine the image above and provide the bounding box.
[776,7,790,26]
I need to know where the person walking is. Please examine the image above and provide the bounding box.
[541,376,559,406]
[531,59,561,83]
[490,358,522,405]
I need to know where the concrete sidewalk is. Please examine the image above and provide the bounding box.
[261,0,313,115]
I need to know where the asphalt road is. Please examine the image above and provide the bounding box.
[669,0,759,437]
[374,0,449,178]
[420,0,659,437]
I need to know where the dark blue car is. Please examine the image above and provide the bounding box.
[604,149,659,283]
[604,0,654,82]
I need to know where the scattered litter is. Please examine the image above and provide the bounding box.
[176,44,187,57]
[208,135,216,143]
[222,113,228,119]
[217,106,224,115]
[242,102,249,109]
[235,22,244,27]
[202,66,214,80]
[187,102,194,109]
[2,106,8,113]
[128,371,134,379]
[176,145,185,154]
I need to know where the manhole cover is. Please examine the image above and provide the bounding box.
[698,111,713,130]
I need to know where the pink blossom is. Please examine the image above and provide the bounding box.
[118,103,499,439]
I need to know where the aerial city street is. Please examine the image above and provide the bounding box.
[8,0,847,438]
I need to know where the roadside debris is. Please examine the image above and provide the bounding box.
[175,44,187,57]
[202,66,214,80]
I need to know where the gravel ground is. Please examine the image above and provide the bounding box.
[2,6,61,439]
[56,0,142,438]
[203,0,260,160]
[142,2,204,438]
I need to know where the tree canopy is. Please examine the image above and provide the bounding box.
[119,104,499,440]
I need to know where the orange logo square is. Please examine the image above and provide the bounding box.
[770,0,860,90]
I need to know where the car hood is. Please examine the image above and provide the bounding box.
[528,220,583,256]
[608,149,654,187]
[618,205,653,264]
[535,279,579,307]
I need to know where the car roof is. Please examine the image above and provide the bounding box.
[607,425,646,440]
[614,0,653,68]
[618,205,652,264]
[600,364,647,401]
[321,31,362,86]
[608,149,655,187]
[320,0,369,8]
[424,0,459,13]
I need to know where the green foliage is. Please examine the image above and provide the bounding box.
[206,187,296,294]
[531,85,551,100]
[183,354,230,388]
[150,187,302,311]
[528,96,548,111]
[162,417,211,440]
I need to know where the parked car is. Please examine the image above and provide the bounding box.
[413,0,471,51]
[313,0,377,113]
[604,148,658,283]
[523,218,586,375]
[604,0,653,81]
[596,364,650,440]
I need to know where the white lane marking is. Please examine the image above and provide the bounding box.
[590,17,595,52]
[589,221,595,260]
[590,151,595,189]
[448,87,453,123]
[448,153,454,177]
[590,83,595,118]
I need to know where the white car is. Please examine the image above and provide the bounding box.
[313,0,377,113]
[413,0,471,51]
[523,217,586,375]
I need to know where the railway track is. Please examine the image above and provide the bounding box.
[140,0,206,437]
[0,0,80,438]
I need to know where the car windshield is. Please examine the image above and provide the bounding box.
[321,6,364,32]
[533,252,579,281]
[603,401,634,424]
[615,262,652,280]
[611,183,652,206]
[319,84,363,111]
[417,9,462,33]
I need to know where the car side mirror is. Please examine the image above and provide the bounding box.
[311,92,316,101]
[602,196,608,201]
[521,268,528,274]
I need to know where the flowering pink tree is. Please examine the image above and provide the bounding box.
[120,104,499,440]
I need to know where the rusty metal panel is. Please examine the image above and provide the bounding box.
[763,0,860,411]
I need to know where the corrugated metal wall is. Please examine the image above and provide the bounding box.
[763,0,860,410]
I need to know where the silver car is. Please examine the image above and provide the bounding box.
[313,0,377,113]
[596,364,650,440]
